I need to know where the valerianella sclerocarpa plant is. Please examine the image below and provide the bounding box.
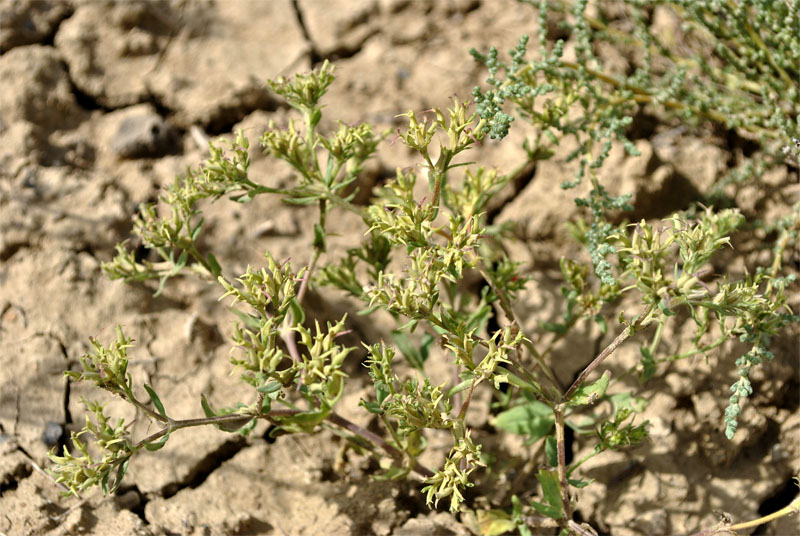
[49,1,799,533]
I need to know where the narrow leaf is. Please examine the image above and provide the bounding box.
[639,346,656,383]
[594,313,607,334]
[144,384,167,418]
[143,431,170,451]
[313,223,326,252]
[173,250,189,275]
[288,298,306,325]
[191,218,204,241]
[109,457,130,494]
[359,399,384,414]
[256,381,282,394]
[568,477,592,488]
[392,329,423,369]
[206,252,222,277]
[200,393,216,418]
[447,379,474,398]
[230,308,261,330]
[540,321,568,334]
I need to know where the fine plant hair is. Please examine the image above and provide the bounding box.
[50,1,799,534]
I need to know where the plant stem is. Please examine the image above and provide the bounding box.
[554,404,571,524]
[563,305,653,402]
[329,412,434,478]
[568,447,601,475]
[469,253,562,395]
[133,409,436,479]
[688,495,800,536]
[297,248,322,304]
[456,377,479,421]
[125,390,169,425]
[656,335,727,363]
[567,520,598,536]
[134,413,259,446]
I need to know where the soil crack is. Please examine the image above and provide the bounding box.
[160,436,247,499]
[290,0,323,65]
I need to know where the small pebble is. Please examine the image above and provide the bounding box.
[42,421,64,447]
[111,112,174,159]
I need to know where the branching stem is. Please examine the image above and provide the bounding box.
[563,305,653,402]
[133,409,435,479]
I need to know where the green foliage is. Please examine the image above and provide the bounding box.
[472,0,799,285]
[491,399,554,443]
[50,7,800,533]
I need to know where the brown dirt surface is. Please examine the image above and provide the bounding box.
[1,1,798,535]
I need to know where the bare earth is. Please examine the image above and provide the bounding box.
[0,1,798,535]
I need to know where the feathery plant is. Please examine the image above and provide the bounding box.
[49,1,799,533]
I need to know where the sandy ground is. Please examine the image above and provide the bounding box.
[0,1,798,535]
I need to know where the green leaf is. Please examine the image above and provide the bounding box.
[256,381,282,394]
[143,431,170,451]
[447,378,474,398]
[191,218,204,241]
[101,466,110,495]
[608,392,648,413]
[594,313,607,334]
[420,333,434,362]
[374,379,390,406]
[476,509,516,535]
[397,318,419,332]
[313,223,327,252]
[391,329,427,369]
[568,477,592,488]
[496,367,543,395]
[540,321,567,334]
[109,457,130,494]
[206,252,222,277]
[491,400,554,442]
[217,416,255,433]
[532,468,563,520]
[200,393,217,418]
[510,495,533,536]
[466,303,493,332]
[545,435,557,467]
[374,465,410,481]
[283,196,320,206]
[530,499,561,520]
[567,370,611,407]
[230,308,261,330]
[288,298,306,325]
[658,298,675,316]
[154,273,169,297]
[144,384,167,418]
[639,346,656,382]
[172,250,189,275]
[273,407,330,434]
[357,304,382,315]
[359,399,384,414]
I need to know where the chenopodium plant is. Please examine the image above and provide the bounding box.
[49,54,797,533]
[462,0,798,532]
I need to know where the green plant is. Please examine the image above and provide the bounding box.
[49,1,799,533]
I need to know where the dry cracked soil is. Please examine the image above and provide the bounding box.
[0,1,798,535]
